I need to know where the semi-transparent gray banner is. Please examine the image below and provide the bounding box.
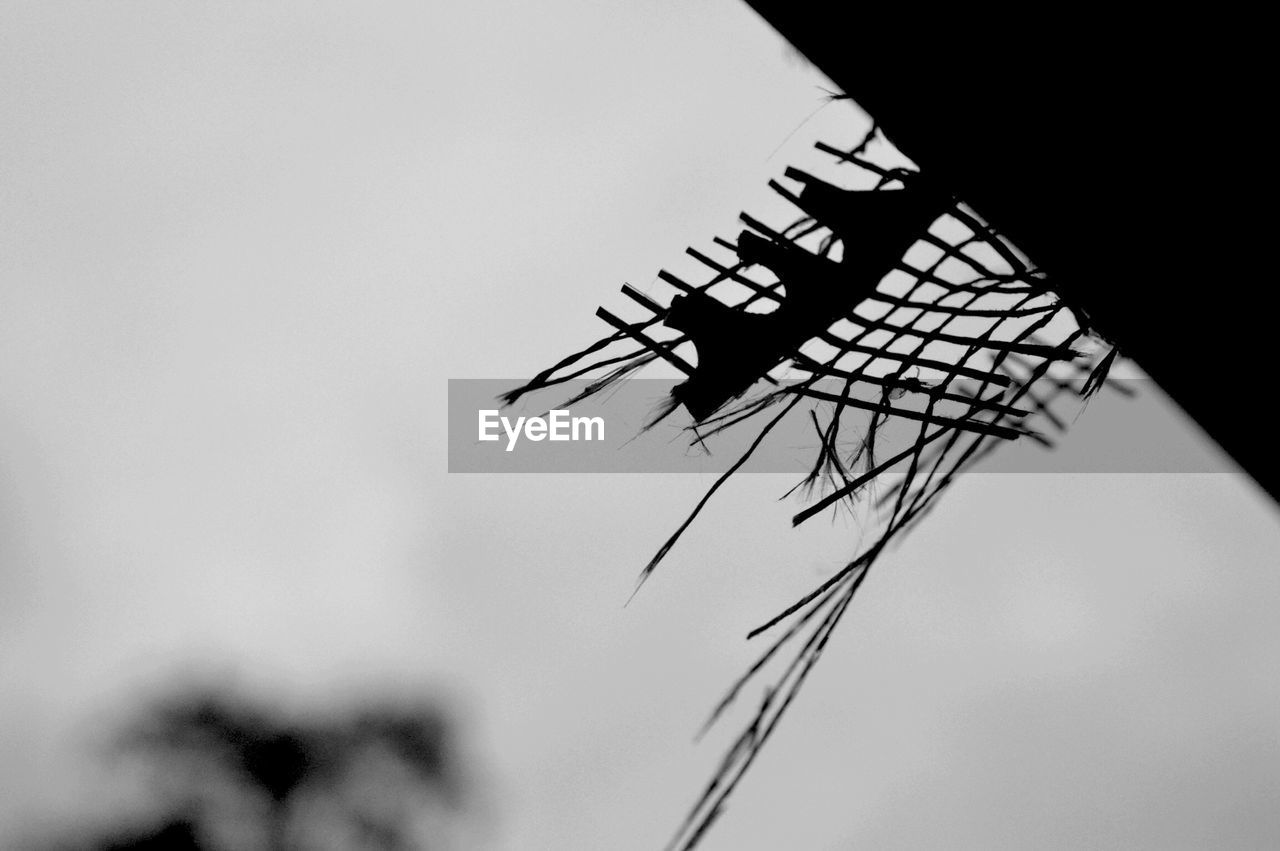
[447,379,1234,474]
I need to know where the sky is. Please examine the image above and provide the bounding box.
[2,2,1279,849]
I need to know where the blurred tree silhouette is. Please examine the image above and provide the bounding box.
[40,687,469,851]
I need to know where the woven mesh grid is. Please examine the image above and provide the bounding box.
[504,123,1122,849]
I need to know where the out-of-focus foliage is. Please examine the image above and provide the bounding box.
[37,687,469,851]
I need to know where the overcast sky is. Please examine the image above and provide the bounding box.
[2,3,1279,849]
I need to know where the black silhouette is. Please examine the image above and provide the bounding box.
[665,178,952,419]
[505,116,1122,849]
[741,3,1276,502]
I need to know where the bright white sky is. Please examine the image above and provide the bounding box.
[2,3,1278,849]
